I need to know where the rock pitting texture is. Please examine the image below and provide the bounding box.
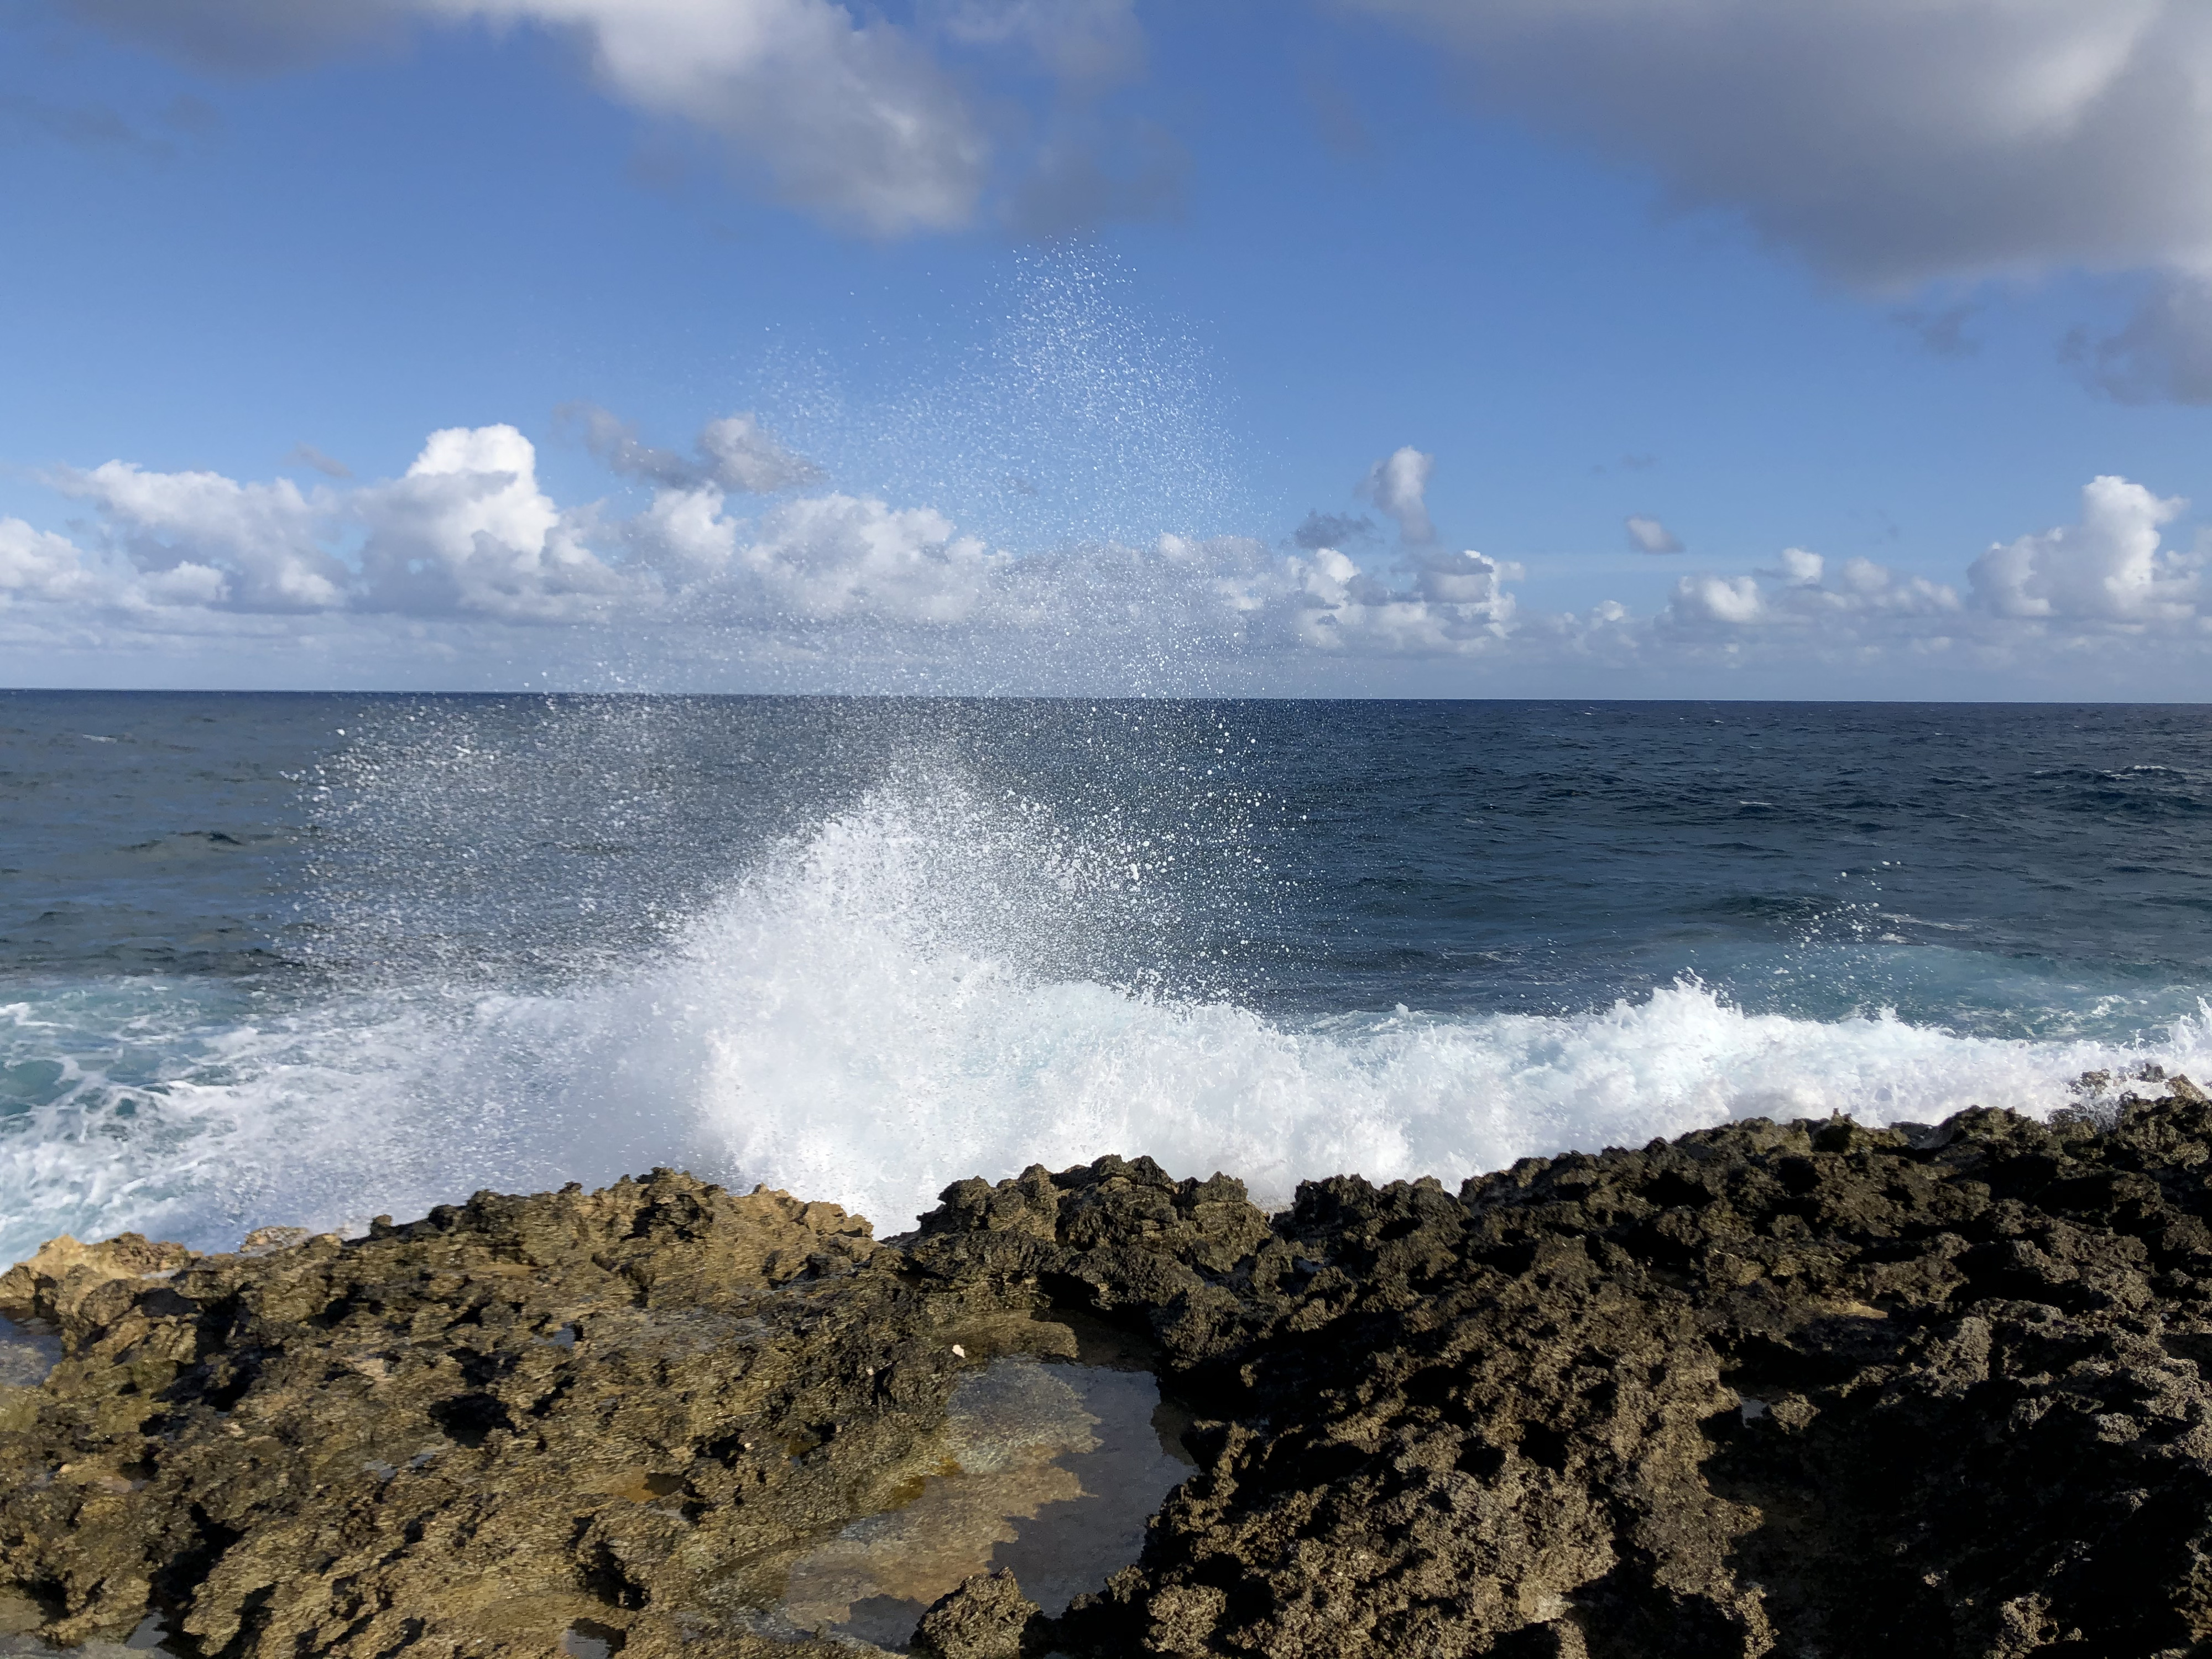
[914,1570,1038,1659]
[7,1089,2212,1656]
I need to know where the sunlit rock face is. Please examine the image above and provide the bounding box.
[13,1099,2212,1656]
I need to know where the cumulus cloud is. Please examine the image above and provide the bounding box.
[46,426,639,623]
[1661,549,1959,638]
[629,486,1007,626]
[623,474,1520,655]
[1968,474,2199,623]
[1357,446,1437,545]
[22,422,2212,690]
[1625,514,1683,554]
[1262,544,1517,653]
[1771,547,1825,586]
[353,424,635,622]
[55,461,348,610]
[1632,476,2209,673]
[15,416,1543,671]
[0,519,100,603]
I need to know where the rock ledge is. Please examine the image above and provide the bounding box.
[7,1091,2212,1656]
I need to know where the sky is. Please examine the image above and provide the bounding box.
[2,0,2210,698]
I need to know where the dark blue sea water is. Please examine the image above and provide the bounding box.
[5,691,2210,1265]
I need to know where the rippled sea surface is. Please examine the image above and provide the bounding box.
[6,691,2210,1263]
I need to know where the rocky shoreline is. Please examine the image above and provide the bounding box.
[7,1086,2212,1657]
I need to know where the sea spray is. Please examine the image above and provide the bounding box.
[11,744,2212,1267]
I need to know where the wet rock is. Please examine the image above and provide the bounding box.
[0,1174,915,1654]
[8,1093,2212,1655]
[912,1569,1039,1658]
[0,1235,200,1337]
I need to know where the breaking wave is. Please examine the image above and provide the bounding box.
[6,774,2211,1266]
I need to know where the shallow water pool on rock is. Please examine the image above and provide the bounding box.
[761,1354,1194,1650]
[0,1313,59,1389]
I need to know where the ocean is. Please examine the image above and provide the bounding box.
[4,690,2210,1268]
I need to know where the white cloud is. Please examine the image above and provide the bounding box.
[626,479,1518,656]
[354,424,638,622]
[137,561,231,607]
[430,0,985,234]
[1629,477,2210,674]
[1348,1,2212,286]
[22,416,1543,671]
[0,519,100,603]
[627,484,740,581]
[1772,547,1825,586]
[1625,514,1682,554]
[48,426,639,624]
[19,425,2212,691]
[1345,1,2212,398]
[65,0,1154,238]
[1968,474,2198,623]
[1356,446,1437,545]
[1668,572,1766,628]
[710,492,1006,625]
[54,461,348,611]
[1662,551,1960,638]
[1270,544,1517,653]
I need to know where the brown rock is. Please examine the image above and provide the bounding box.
[0,1233,200,1335]
[913,1568,1040,1658]
[9,1094,2212,1655]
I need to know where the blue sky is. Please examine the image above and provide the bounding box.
[3,0,2210,696]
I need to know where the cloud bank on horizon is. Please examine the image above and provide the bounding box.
[3,414,2200,692]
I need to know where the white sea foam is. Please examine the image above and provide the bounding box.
[6,776,2212,1265]
[645,782,2212,1221]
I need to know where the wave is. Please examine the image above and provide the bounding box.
[6,778,2212,1266]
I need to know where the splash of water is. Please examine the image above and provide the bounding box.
[7,766,2212,1266]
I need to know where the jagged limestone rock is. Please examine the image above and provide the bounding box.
[912,1569,1039,1658]
[6,1093,2212,1656]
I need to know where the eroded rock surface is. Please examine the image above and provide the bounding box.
[8,1090,2212,1656]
